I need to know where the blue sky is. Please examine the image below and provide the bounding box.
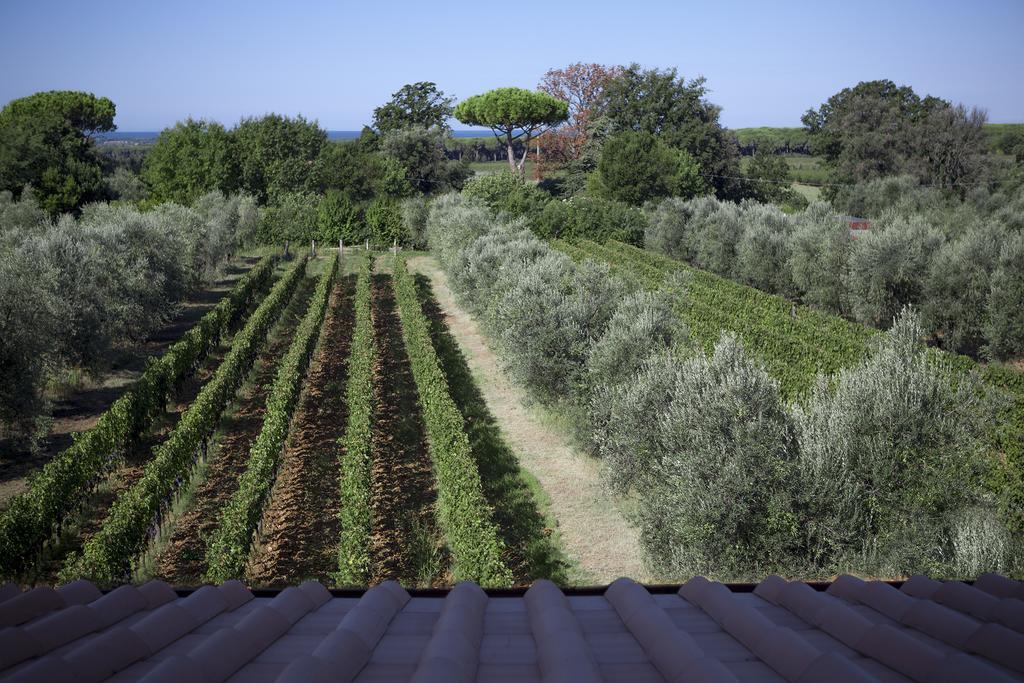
[1,0,1021,130]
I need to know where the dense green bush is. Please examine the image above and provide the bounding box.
[461,171,549,220]
[492,254,624,402]
[533,196,647,245]
[258,191,319,244]
[317,189,361,244]
[366,197,405,247]
[787,203,852,313]
[587,290,681,471]
[205,255,337,582]
[735,201,797,297]
[400,196,430,249]
[845,214,943,328]
[986,234,1024,361]
[591,130,705,205]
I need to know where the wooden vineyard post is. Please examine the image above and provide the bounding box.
[339,239,344,258]
[284,240,289,259]
[365,238,369,252]
[311,239,316,257]
[392,238,397,256]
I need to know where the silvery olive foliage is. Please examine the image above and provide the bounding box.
[643,192,1024,359]
[844,213,944,329]
[794,310,1000,576]
[0,191,249,436]
[787,202,852,313]
[638,335,802,578]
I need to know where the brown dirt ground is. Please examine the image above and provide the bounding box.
[408,256,650,584]
[246,276,355,587]
[152,277,315,586]
[367,272,440,586]
[0,259,261,507]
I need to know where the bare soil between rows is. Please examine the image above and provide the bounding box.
[246,276,356,587]
[153,277,315,586]
[367,273,440,585]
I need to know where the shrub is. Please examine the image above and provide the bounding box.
[787,203,852,313]
[366,197,405,247]
[592,130,705,205]
[923,221,1004,355]
[794,310,999,576]
[461,171,549,220]
[400,196,430,249]
[985,233,1024,360]
[534,196,647,245]
[425,194,493,267]
[593,352,680,495]
[845,214,943,328]
[258,191,319,244]
[316,189,358,243]
[643,196,697,261]
[637,335,802,579]
[492,254,623,401]
[587,290,680,464]
[735,201,796,297]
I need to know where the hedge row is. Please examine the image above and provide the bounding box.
[564,238,1024,534]
[204,254,339,582]
[336,255,374,585]
[63,256,309,584]
[392,256,512,586]
[0,255,275,576]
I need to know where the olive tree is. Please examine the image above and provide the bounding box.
[454,88,568,178]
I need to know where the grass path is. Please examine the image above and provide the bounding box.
[408,256,649,584]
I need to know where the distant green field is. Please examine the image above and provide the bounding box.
[740,154,828,185]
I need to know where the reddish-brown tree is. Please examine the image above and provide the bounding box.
[534,63,622,176]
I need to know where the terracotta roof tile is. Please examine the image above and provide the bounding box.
[0,586,64,628]
[2,575,1023,681]
[977,574,1024,600]
[0,583,22,604]
[56,580,102,606]
[525,579,602,683]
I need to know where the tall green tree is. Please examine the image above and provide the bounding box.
[454,88,568,178]
[142,118,238,203]
[592,130,705,205]
[0,91,115,214]
[372,82,454,133]
[379,126,471,194]
[233,114,327,203]
[802,80,988,192]
[600,65,742,198]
